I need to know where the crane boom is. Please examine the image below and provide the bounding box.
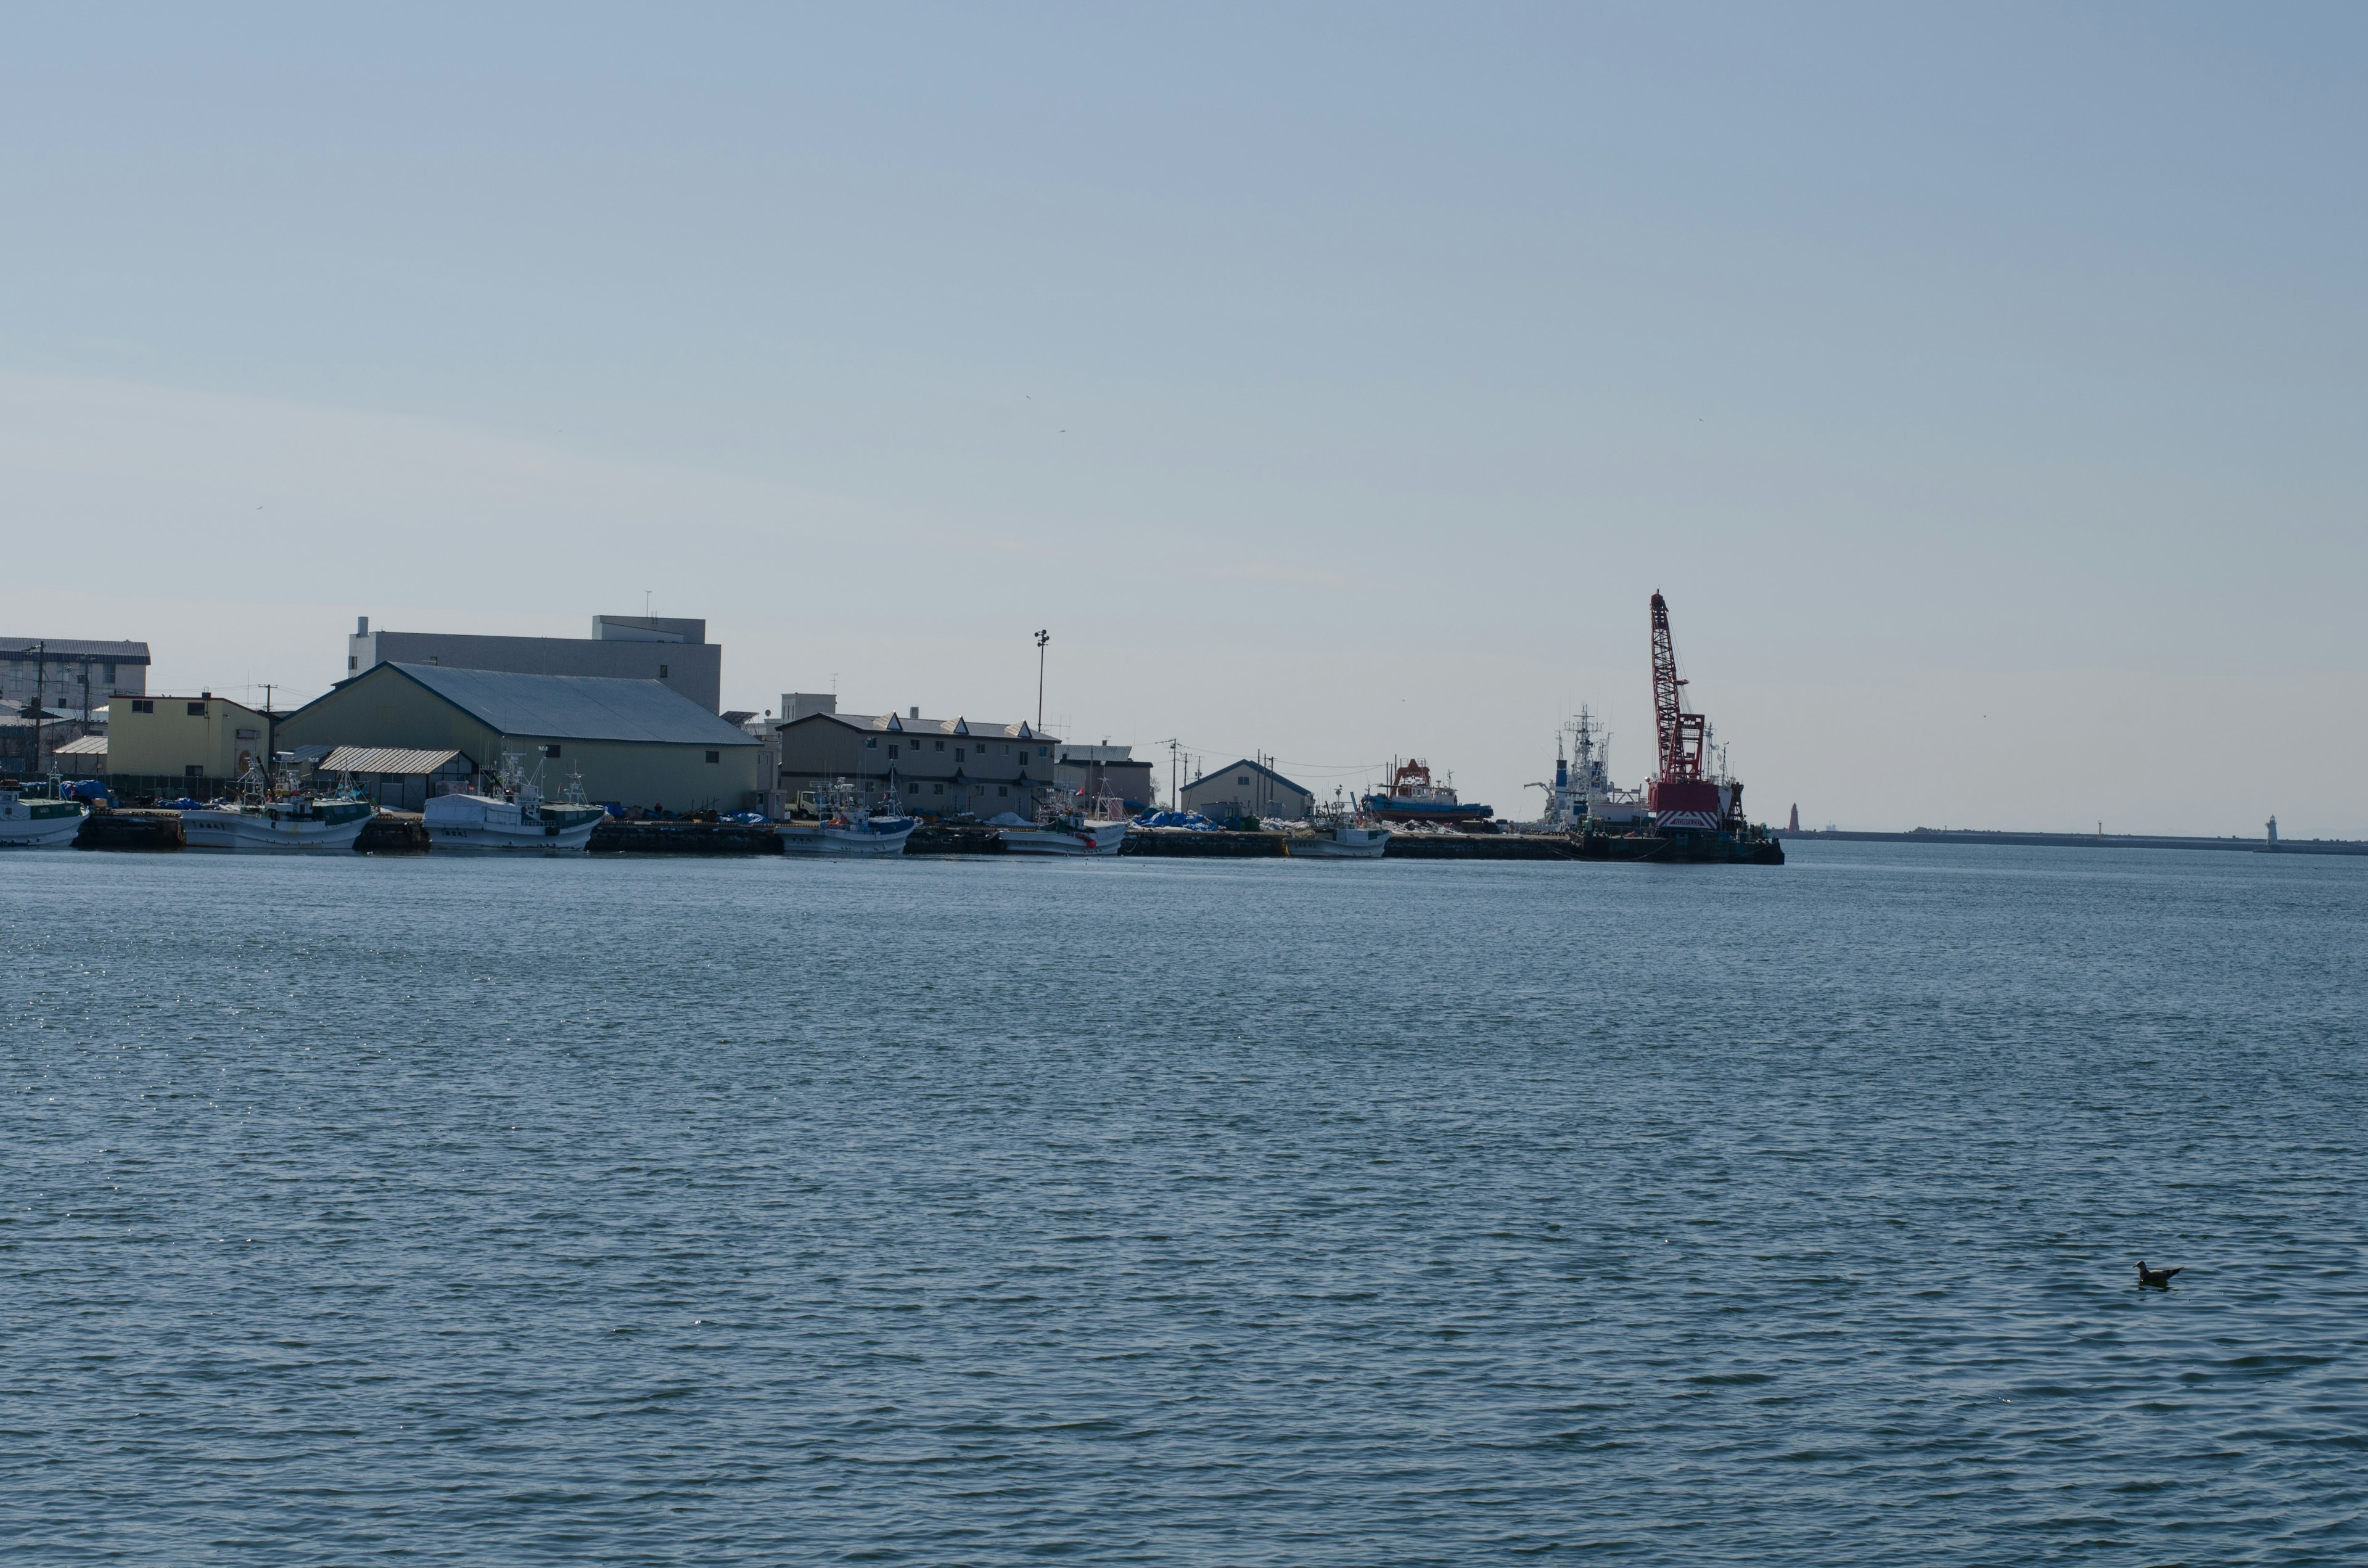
[1649,591,1706,783]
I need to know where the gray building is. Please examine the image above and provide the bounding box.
[773,699,1060,820]
[1,638,147,775]
[278,663,763,813]
[1182,758,1314,823]
[1,637,149,718]
[345,614,722,712]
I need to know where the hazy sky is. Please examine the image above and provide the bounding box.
[6,5,2363,834]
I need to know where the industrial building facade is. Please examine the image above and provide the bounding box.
[278,662,762,812]
[1181,758,1314,823]
[105,693,276,800]
[345,614,723,713]
[773,705,1062,819]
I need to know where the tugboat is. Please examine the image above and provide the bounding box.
[0,774,88,848]
[1000,791,1129,856]
[775,780,916,857]
[1362,759,1491,828]
[183,759,376,853]
[424,755,605,853]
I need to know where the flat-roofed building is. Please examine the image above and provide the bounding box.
[345,614,723,712]
[278,663,762,813]
[1182,758,1314,823]
[774,705,1060,820]
[1,638,150,717]
[1055,744,1157,815]
[106,693,275,800]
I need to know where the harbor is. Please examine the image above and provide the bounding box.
[5,594,1797,869]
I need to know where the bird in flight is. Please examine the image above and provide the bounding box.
[2138,1260,2182,1289]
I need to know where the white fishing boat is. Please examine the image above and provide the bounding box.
[0,776,87,848]
[183,761,374,853]
[775,781,915,856]
[1000,792,1128,856]
[1289,790,1392,858]
[424,757,604,853]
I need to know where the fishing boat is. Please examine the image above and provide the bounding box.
[775,781,915,856]
[1361,759,1491,827]
[1000,792,1128,856]
[0,776,87,848]
[183,761,375,853]
[424,756,605,853]
[1289,790,1392,858]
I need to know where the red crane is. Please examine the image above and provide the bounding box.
[1647,592,1729,831]
[1649,591,1706,782]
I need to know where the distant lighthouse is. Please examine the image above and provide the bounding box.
[1787,803,1800,833]
[2267,815,2278,844]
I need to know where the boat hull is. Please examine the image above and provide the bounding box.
[776,818,916,856]
[0,800,86,847]
[424,794,601,852]
[1001,819,1128,856]
[1289,826,1391,858]
[183,805,372,853]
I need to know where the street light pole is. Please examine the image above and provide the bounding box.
[1034,630,1050,733]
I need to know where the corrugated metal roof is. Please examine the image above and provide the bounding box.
[51,734,109,756]
[1,638,150,663]
[796,710,1043,741]
[382,663,759,747]
[318,745,466,775]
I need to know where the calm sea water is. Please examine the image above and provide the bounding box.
[3,843,2363,1564]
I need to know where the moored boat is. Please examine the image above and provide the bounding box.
[1289,790,1392,858]
[424,757,604,853]
[184,763,374,853]
[1001,792,1128,856]
[775,782,915,856]
[0,776,87,848]
[1362,759,1491,827]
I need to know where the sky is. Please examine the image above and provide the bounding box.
[5,4,2364,835]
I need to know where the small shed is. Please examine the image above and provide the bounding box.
[316,745,472,811]
[49,733,109,778]
[1180,758,1314,823]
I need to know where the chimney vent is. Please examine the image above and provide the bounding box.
[356,615,369,636]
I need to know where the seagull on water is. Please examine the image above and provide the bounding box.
[2138,1260,2182,1289]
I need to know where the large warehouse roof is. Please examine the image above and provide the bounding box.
[382,663,759,747]
[0,638,151,663]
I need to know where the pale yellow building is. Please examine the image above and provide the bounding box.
[276,662,762,813]
[107,693,274,799]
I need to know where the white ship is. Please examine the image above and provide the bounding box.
[424,757,604,853]
[1000,793,1129,856]
[1532,707,1650,830]
[776,782,915,856]
[183,763,375,853]
[0,777,87,848]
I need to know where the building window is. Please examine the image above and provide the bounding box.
[907,782,919,795]
[187,702,207,716]
[103,663,117,683]
[1238,776,1250,786]
[131,699,153,714]
[184,764,202,778]
[545,745,562,758]
[934,740,945,752]
[865,738,877,749]
[932,782,944,794]
[1037,745,1048,757]
[705,750,720,763]
[660,664,669,678]
[997,786,1008,797]
[887,744,898,758]
[348,656,358,670]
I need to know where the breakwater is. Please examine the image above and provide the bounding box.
[1785,828,2368,856]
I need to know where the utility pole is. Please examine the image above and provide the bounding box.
[1034,630,1050,733]
[30,639,45,778]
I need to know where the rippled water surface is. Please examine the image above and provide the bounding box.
[4,844,2364,1563]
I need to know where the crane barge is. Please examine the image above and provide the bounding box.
[1571,592,1782,863]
